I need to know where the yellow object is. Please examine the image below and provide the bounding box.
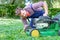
[31,29,39,37]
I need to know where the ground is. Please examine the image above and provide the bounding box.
[0,18,60,40]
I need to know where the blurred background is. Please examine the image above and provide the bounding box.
[0,0,60,40]
[0,0,60,18]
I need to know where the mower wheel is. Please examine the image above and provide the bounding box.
[30,29,40,37]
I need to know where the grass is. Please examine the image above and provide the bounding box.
[0,18,60,40]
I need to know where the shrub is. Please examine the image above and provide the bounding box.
[49,8,60,17]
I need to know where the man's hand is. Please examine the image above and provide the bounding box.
[24,25,29,31]
[43,13,48,16]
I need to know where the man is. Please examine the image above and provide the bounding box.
[15,1,48,31]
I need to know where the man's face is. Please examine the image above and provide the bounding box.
[15,8,28,18]
[20,10,27,18]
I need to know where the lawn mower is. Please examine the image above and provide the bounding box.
[25,13,60,37]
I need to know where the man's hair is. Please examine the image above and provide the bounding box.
[15,7,22,15]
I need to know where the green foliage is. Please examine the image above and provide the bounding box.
[0,4,17,18]
[0,4,7,17]
[20,4,25,8]
[6,4,17,17]
[49,8,60,17]
[0,4,25,18]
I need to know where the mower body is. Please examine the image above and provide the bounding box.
[25,14,60,37]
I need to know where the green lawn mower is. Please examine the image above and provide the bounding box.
[25,13,60,37]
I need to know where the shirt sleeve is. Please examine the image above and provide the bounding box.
[21,17,28,25]
[32,1,44,9]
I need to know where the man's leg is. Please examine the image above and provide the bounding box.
[30,18,36,28]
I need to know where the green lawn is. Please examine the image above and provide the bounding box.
[0,18,60,40]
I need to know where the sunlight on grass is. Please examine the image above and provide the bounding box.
[0,18,22,25]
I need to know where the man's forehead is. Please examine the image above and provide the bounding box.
[21,10,26,13]
[21,10,26,12]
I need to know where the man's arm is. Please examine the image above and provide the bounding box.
[21,18,28,25]
[21,18,28,30]
[43,1,48,16]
